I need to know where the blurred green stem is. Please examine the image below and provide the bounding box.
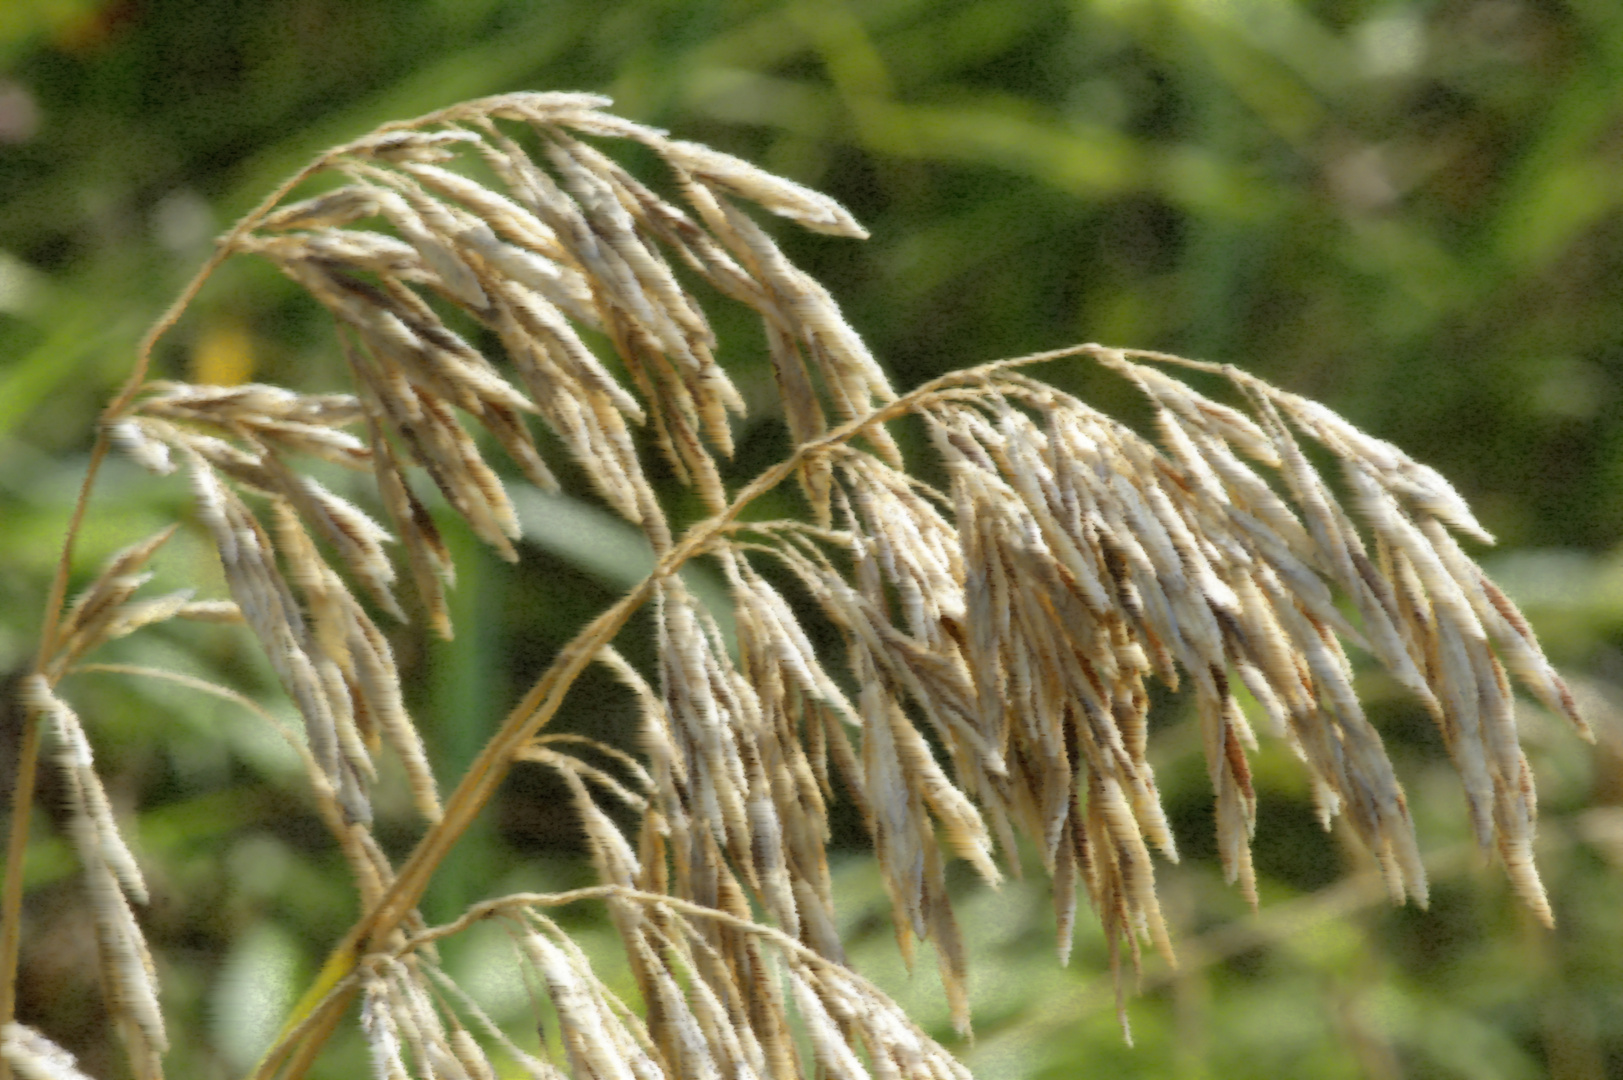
[424,527,501,925]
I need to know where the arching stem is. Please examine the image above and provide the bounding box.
[249,341,1102,1079]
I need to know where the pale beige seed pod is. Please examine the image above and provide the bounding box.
[360,975,410,1080]
[260,183,383,231]
[655,138,869,239]
[1,1024,99,1080]
[25,677,148,908]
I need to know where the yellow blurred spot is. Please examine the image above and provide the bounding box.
[192,318,256,386]
[37,0,128,54]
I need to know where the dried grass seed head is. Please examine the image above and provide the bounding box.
[56,90,1594,1076]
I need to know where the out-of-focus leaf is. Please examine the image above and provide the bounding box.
[210,922,302,1073]
[511,487,735,644]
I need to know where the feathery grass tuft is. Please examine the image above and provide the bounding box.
[1,92,1591,1079]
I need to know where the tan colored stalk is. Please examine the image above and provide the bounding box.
[252,342,1100,1078]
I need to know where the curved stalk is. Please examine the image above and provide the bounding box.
[250,342,1104,1078]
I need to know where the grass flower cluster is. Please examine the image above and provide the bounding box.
[0,92,1590,1080]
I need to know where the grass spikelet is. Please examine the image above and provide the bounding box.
[22,678,167,1073]
[1,1024,99,1080]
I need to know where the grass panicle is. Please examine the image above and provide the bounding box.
[1,92,1590,1080]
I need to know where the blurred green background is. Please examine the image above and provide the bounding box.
[3,0,1623,1077]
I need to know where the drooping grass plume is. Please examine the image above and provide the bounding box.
[1,91,1590,1079]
